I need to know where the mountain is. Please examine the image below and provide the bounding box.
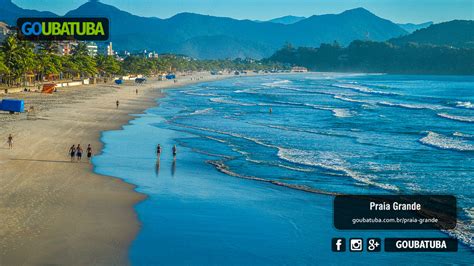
[268,15,306,25]
[287,8,407,47]
[397,22,433,33]
[1,1,408,59]
[0,0,57,25]
[64,3,408,59]
[390,20,474,48]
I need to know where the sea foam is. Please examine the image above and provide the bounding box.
[277,148,399,191]
[438,113,474,123]
[332,83,399,96]
[419,131,474,151]
[455,101,474,109]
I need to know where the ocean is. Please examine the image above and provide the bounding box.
[94,73,474,265]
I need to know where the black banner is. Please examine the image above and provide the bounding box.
[17,17,109,41]
[385,238,458,252]
[334,195,456,230]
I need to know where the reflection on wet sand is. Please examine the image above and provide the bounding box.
[171,159,176,177]
[155,159,160,176]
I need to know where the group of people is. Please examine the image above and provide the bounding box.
[68,144,93,162]
[156,144,177,159]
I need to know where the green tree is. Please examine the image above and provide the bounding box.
[96,54,120,77]
[1,34,35,86]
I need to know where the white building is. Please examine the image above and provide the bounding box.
[86,42,98,56]
[106,42,113,56]
[291,66,308,73]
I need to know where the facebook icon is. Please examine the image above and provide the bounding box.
[332,238,346,252]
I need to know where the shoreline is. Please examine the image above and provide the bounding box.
[0,72,232,264]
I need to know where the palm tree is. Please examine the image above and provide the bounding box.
[1,34,35,86]
[71,42,89,57]
[0,51,10,80]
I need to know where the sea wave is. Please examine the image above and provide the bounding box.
[332,108,356,118]
[332,83,400,96]
[262,79,292,87]
[378,101,441,110]
[306,104,355,118]
[437,113,474,123]
[234,88,258,94]
[189,108,213,116]
[277,148,399,191]
[333,95,370,104]
[455,101,474,109]
[419,131,474,151]
[444,219,474,248]
[207,160,339,196]
[184,91,219,97]
[210,97,256,106]
[260,124,357,140]
[453,132,474,139]
[274,101,355,118]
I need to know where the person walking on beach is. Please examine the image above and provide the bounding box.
[69,145,76,162]
[172,145,177,159]
[156,144,162,157]
[76,144,83,162]
[86,144,93,162]
[116,100,120,109]
[136,88,138,95]
[6,134,13,149]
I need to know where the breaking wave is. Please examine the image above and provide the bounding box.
[455,101,474,109]
[378,101,442,110]
[262,79,292,87]
[438,113,474,123]
[332,83,400,96]
[210,97,256,106]
[333,95,370,104]
[189,108,213,116]
[419,131,474,151]
[277,148,399,191]
[453,132,474,139]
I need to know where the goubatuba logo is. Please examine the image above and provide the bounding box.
[17,18,109,41]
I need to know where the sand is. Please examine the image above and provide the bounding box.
[0,73,230,265]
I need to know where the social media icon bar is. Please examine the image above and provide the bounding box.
[367,238,382,252]
[331,238,346,252]
[350,238,363,252]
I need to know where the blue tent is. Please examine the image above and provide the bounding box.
[135,78,147,84]
[0,99,24,113]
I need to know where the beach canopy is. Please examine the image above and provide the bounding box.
[115,79,123,85]
[42,84,56,94]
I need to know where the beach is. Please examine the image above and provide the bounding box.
[0,73,229,265]
[0,72,473,265]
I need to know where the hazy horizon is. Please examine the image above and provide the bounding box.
[11,0,474,24]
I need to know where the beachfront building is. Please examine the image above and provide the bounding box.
[98,42,114,56]
[57,41,77,55]
[86,42,98,56]
[106,42,114,56]
[291,66,308,72]
[148,51,159,58]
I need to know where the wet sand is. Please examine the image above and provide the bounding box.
[0,73,229,265]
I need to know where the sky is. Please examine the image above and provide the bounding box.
[12,0,474,23]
